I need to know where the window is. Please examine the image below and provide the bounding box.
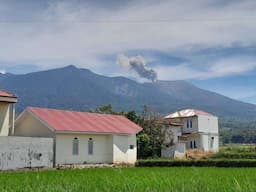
[130,145,134,150]
[88,138,93,155]
[210,137,214,149]
[72,137,79,155]
[190,141,193,149]
[187,119,193,129]
[194,140,197,148]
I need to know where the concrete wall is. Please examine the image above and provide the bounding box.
[161,146,175,158]
[174,143,186,158]
[55,134,113,165]
[113,134,137,164]
[14,111,54,137]
[161,126,182,158]
[0,102,10,136]
[198,115,218,134]
[0,136,53,170]
[200,134,219,152]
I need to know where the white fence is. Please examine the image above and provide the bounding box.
[0,136,53,170]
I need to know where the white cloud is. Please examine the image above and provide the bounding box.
[0,0,256,77]
[156,56,256,80]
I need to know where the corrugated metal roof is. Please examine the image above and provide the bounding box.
[27,107,142,134]
[0,89,17,98]
[165,109,214,119]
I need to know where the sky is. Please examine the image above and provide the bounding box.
[0,0,256,104]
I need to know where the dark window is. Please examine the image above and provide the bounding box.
[190,120,193,128]
[88,138,93,155]
[187,120,189,128]
[190,141,193,149]
[210,137,214,148]
[73,137,79,155]
[194,140,197,148]
[130,145,134,149]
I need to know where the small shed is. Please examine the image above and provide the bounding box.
[14,107,142,165]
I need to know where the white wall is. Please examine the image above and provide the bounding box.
[174,142,186,158]
[0,102,10,136]
[200,134,219,152]
[0,136,53,170]
[198,115,218,134]
[55,134,113,165]
[113,134,137,164]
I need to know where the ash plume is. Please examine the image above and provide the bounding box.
[117,54,157,82]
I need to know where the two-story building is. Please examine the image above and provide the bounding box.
[161,109,219,158]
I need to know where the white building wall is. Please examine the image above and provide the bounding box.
[200,134,219,152]
[0,103,10,136]
[55,134,113,165]
[198,115,218,134]
[113,134,137,164]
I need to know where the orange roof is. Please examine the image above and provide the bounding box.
[27,107,142,135]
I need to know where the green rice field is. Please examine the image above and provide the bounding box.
[0,167,256,192]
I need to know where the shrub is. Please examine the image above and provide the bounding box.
[136,159,256,167]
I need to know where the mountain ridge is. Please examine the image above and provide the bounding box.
[0,65,255,119]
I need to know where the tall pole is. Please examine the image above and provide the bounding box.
[11,103,15,135]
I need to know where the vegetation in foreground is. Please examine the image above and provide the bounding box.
[211,144,256,159]
[0,167,256,192]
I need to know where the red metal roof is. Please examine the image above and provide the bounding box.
[27,107,142,134]
[0,89,17,98]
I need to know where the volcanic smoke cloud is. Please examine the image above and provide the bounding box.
[117,54,158,82]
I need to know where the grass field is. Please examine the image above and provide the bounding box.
[0,167,256,192]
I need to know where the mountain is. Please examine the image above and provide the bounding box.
[0,65,256,118]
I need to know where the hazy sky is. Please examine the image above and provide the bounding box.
[0,0,256,103]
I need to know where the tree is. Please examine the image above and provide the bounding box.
[90,105,173,159]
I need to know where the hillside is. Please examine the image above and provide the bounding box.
[0,65,256,118]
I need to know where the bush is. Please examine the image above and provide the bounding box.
[136,159,256,167]
[211,152,256,159]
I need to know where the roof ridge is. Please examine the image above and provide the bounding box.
[27,106,125,117]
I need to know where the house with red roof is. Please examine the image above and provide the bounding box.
[14,107,142,165]
[0,90,17,136]
[162,109,219,158]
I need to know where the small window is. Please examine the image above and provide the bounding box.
[190,120,193,128]
[72,137,79,155]
[130,145,134,149]
[210,137,214,149]
[88,138,93,155]
[187,120,190,128]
